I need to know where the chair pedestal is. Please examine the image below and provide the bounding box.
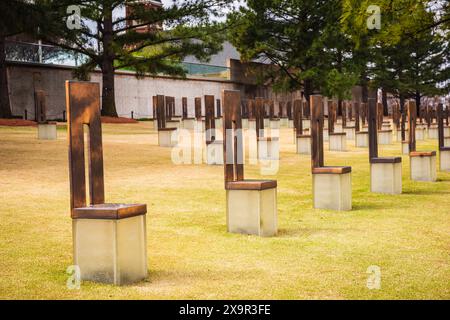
[194,120,205,132]
[215,118,223,129]
[270,119,280,129]
[415,127,425,140]
[402,141,409,155]
[355,131,369,147]
[296,135,311,155]
[280,118,288,127]
[73,215,147,285]
[206,141,224,165]
[410,152,437,182]
[158,128,177,147]
[329,133,347,151]
[182,118,196,130]
[444,137,450,147]
[312,169,352,211]
[428,126,438,139]
[302,119,310,130]
[38,123,57,140]
[323,129,329,141]
[258,137,280,160]
[249,120,256,131]
[370,160,402,194]
[166,120,181,129]
[343,126,355,140]
[242,118,249,129]
[226,183,277,237]
[264,119,269,128]
[439,148,450,171]
[378,130,393,145]
[288,120,294,128]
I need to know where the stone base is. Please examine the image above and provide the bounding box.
[313,172,352,211]
[38,123,57,140]
[428,126,438,139]
[288,119,294,128]
[302,119,310,130]
[206,141,224,165]
[158,129,177,147]
[242,118,249,129]
[444,126,450,137]
[296,135,311,155]
[410,152,437,182]
[215,118,223,129]
[73,215,147,285]
[378,130,393,145]
[280,118,288,127]
[329,133,347,151]
[439,149,450,171]
[270,120,280,129]
[402,142,409,155]
[194,120,205,132]
[445,137,450,147]
[226,188,277,237]
[258,138,280,160]
[415,127,425,141]
[334,124,343,133]
[182,118,195,130]
[355,131,369,148]
[166,120,181,129]
[370,161,402,194]
[323,129,329,141]
[249,120,256,131]
[264,119,270,128]
[343,127,355,140]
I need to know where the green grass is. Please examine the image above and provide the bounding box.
[0,123,449,299]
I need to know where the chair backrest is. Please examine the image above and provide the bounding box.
[437,103,445,149]
[216,99,221,117]
[165,96,175,120]
[34,90,47,123]
[156,95,166,129]
[354,101,360,132]
[377,102,383,130]
[310,95,324,169]
[408,100,417,152]
[205,95,216,143]
[293,99,302,134]
[255,97,265,138]
[195,97,202,120]
[182,97,188,119]
[66,81,104,216]
[328,100,335,134]
[368,96,378,159]
[223,90,244,185]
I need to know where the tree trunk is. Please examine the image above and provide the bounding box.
[100,9,118,117]
[415,91,421,118]
[0,34,12,118]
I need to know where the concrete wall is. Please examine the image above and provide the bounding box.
[7,62,241,120]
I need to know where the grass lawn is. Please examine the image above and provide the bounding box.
[0,122,449,300]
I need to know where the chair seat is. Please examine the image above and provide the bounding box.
[226,180,277,191]
[206,140,223,145]
[158,127,177,131]
[370,157,402,164]
[329,132,346,136]
[296,134,311,138]
[378,129,392,133]
[343,126,355,129]
[410,151,436,157]
[72,203,147,220]
[312,166,352,174]
[440,147,450,151]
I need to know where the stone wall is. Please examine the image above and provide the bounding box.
[6,62,242,120]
